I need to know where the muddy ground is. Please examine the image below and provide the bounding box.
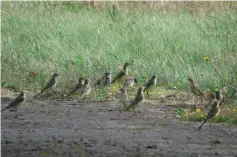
[1,90,237,157]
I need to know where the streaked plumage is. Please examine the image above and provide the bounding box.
[125,87,144,112]
[79,79,91,100]
[187,78,205,105]
[198,91,222,129]
[94,72,111,87]
[67,77,86,97]
[143,75,157,97]
[187,78,204,97]
[215,90,224,106]
[118,88,128,108]
[1,92,26,117]
[123,76,138,88]
[35,73,59,97]
[111,63,129,84]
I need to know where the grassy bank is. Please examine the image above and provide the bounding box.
[1,1,237,96]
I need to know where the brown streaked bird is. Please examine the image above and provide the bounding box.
[79,79,91,100]
[94,72,112,87]
[125,87,144,113]
[67,77,86,97]
[198,91,222,129]
[123,76,138,88]
[1,92,26,117]
[35,73,59,97]
[215,89,224,106]
[118,88,128,108]
[143,75,157,97]
[111,63,129,85]
[187,78,204,104]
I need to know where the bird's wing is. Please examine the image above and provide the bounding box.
[111,71,125,84]
[143,80,152,90]
[67,87,78,97]
[35,78,55,97]
[196,88,204,96]
[1,96,25,111]
[125,95,142,111]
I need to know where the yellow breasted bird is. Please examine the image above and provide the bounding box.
[123,76,138,88]
[111,63,129,85]
[187,78,204,104]
[67,77,86,97]
[118,88,128,108]
[79,79,91,101]
[198,91,223,129]
[125,87,144,113]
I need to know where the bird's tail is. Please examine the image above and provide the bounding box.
[1,107,9,112]
[198,119,207,129]
[34,92,42,98]
[34,88,46,98]
[111,78,117,84]
[67,89,77,97]
[124,101,135,111]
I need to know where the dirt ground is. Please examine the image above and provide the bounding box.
[1,89,237,157]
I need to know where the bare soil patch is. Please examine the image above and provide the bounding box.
[1,90,237,157]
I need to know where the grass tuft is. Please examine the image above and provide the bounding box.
[1,2,237,98]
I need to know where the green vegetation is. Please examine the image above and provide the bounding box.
[177,106,237,126]
[1,2,237,96]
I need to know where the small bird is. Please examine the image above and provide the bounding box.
[187,78,204,104]
[143,75,157,97]
[111,63,129,85]
[123,76,138,88]
[118,88,128,108]
[79,79,91,101]
[198,91,222,129]
[67,77,86,97]
[35,73,59,97]
[125,87,144,113]
[1,92,26,117]
[93,72,111,87]
[215,90,224,106]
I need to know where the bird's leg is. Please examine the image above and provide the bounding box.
[209,122,212,129]
[200,97,203,106]
[116,110,122,116]
[14,109,19,118]
[144,109,149,119]
[147,91,149,99]
[188,93,194,104]
[78,97,81,103]
[132,109,137,116]
[24,103,29,111]
[123,103,127,109]
[192,95,195,105]
[213,123,217,130]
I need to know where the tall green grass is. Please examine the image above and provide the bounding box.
[1,2,237,95]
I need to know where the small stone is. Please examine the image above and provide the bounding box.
[146,145,157,149]
[85,144,92,147]
[212,139,221,144]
